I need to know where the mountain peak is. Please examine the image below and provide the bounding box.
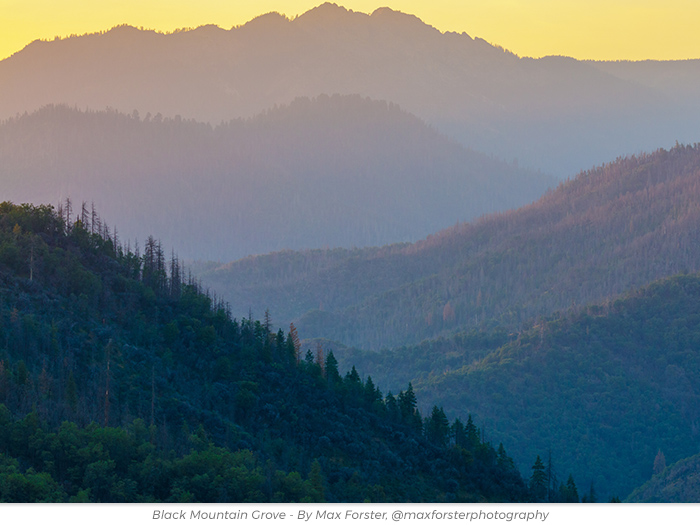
[369,6,438,37]
[294,3,372,28]
[106,24,140,33]
[241,11,290,28]
[297,2,350,20]
[309,2,348,13]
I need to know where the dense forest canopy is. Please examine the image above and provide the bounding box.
[335,272,700,500]
[193,143,700,500]
[0,201,542,503]
[626,452,700,502]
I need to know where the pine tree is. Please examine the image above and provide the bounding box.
[398,383,421,431]
[426,406,450,448]
[465,414,479,448]
[80,201,89,230]
[169,250,181,298]
[90,201,98,234]
[325,351,341,388]
[385,392,399,422]
[529,455,547,502]
[286,333,297,365]
[275,329,286,357]
[345,366,361,386]
[452,418,467,449]
[364,376,381,407]
[264,308,272,333]
[562,474,579,503]
[398,383,417,421]
[64,198,72,231]
[304,349,315,366]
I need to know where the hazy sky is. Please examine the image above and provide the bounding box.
[1,0,698,62]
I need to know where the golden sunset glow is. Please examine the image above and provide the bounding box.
[1,0,699,62]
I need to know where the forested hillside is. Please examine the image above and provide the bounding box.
[0,100,552,261]
[626,452,700,502]
[0,201,530,502]
[4,0,699,507]
[202,143,700,350]
[336,273,700,500]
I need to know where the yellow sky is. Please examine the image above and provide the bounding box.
[1,0,698,62]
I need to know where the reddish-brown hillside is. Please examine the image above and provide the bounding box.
[202,144,700,349]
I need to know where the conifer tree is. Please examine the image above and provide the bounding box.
[275,329,286,356]
[80,201,89,230]
[324,351,341,388]
[529,455,547,502]
[398,383,421,430]
[364,376,381,407]
[562,474,579,503]
[345,366,361,385]
[452,418,467,449]
[264,308,272,333]
[169,250,181,298]
[90,201,98,234]
[399,383,417,420]
[426,406,450,448]
[305,349,315,366]
[465,414,479,448]
[385,392,399,422]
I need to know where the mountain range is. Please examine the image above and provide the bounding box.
[198,143,700,499]
[2,3,699,176]
[2,0,700,504]
[0,100,553,261]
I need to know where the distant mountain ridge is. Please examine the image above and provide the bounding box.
[200,143,700,349]
[0,98,553,261]
[2,2,699,175]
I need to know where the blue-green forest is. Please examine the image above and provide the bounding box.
[4,142,700,501]
[0,202,532,502]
